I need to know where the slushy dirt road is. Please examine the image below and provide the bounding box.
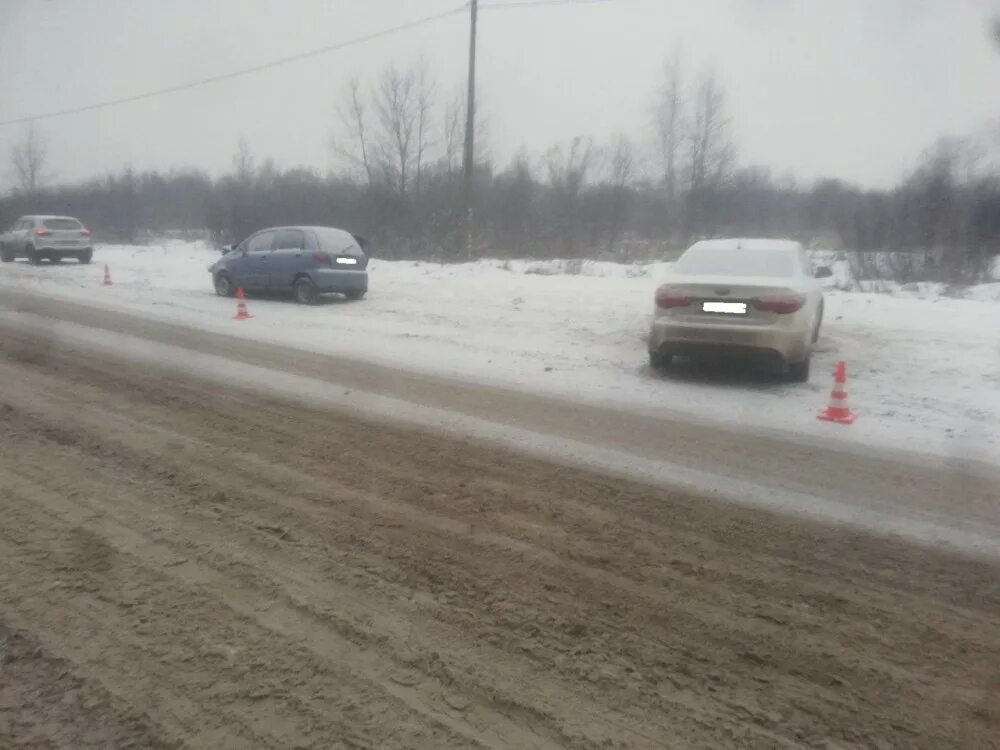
[1,316,998,748]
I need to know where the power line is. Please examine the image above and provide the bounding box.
[479,0,612,8]
[0,5,467,128]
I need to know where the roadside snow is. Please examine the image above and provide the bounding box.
[1,241,998,465]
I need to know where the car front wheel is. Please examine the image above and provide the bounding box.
[214,272,235,297]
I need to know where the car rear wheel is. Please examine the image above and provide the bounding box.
[345,290,365,300]
[78,250,93,264]
[214,272,235,297]
[0,245,13,263]
[294,277,318,305]
[787,356,811,383]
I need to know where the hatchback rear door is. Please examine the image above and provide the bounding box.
[268,228,307,290]
[39,217,89,250]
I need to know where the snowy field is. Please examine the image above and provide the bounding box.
[1,240,998,465]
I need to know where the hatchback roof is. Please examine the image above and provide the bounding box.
[688,238,801,252]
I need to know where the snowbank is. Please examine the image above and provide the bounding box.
[1,242,998,465]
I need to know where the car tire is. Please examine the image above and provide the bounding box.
[0,244,13,263]
[294,277,318,305]
[649,350,673,371]
[345,290,365,300]
[78,250,93,264]
[787,356,811,383]
[214,272,235,297]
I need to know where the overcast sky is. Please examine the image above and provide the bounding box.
[1,0,998,190]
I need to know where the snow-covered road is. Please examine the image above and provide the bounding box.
[2,241,998,464]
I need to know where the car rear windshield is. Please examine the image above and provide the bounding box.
[673,248,797,277]
[315,228,364,255]
[42,218,83,230]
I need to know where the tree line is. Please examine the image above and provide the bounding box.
[3,55,999,283]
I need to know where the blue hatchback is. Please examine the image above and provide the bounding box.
[210,225,369,304]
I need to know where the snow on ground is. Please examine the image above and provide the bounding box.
[1,241,999,465]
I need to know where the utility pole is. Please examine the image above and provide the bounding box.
[462,0,478,261]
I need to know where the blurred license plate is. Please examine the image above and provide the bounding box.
[703,301,747,314]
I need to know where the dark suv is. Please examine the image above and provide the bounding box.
[209,225,369,304]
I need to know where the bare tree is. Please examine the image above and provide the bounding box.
[442,89,465,173]
[373,63,418,195]
[687,68,732,193]
[652,49,684,209]
[232,138,255,182]
[413,59,436,197]
[11,123,48,195]
[606,133,635,191]
[545,136,595,255]
[335,76,376,186]
[603,133,635,250]
[685,68,734,237]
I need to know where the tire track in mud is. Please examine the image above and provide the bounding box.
[1,333,999,748]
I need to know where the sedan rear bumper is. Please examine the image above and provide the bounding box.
[649,319,810,364]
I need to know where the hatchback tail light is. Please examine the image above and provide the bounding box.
[80,229,91,237]
[752,294,806,314]
[35,228,52,237]
[655,288,694,309]
[311,251,332,266]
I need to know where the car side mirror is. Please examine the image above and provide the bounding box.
[814,266,833,279]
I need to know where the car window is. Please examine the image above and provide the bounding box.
[247,230,276,253]
[274,229,305,250]
[42,218,83,230]
[673,248,797,277]
[316,227,363,254]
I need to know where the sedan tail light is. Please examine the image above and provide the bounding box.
[35,229,52,237]
[752,294,806,314]
[655,287,694,309]
[80,229,91,237]
[311,251,332,266]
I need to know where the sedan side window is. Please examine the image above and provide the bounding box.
[247,231,276,254]
[274,229,305,250]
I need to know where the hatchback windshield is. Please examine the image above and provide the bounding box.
[673,248,797,277]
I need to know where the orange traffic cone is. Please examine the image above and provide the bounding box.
[102,264,112,286]
[233,287,253,320]
[818,361,856,424]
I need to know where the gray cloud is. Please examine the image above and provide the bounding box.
[1,0,999,189]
